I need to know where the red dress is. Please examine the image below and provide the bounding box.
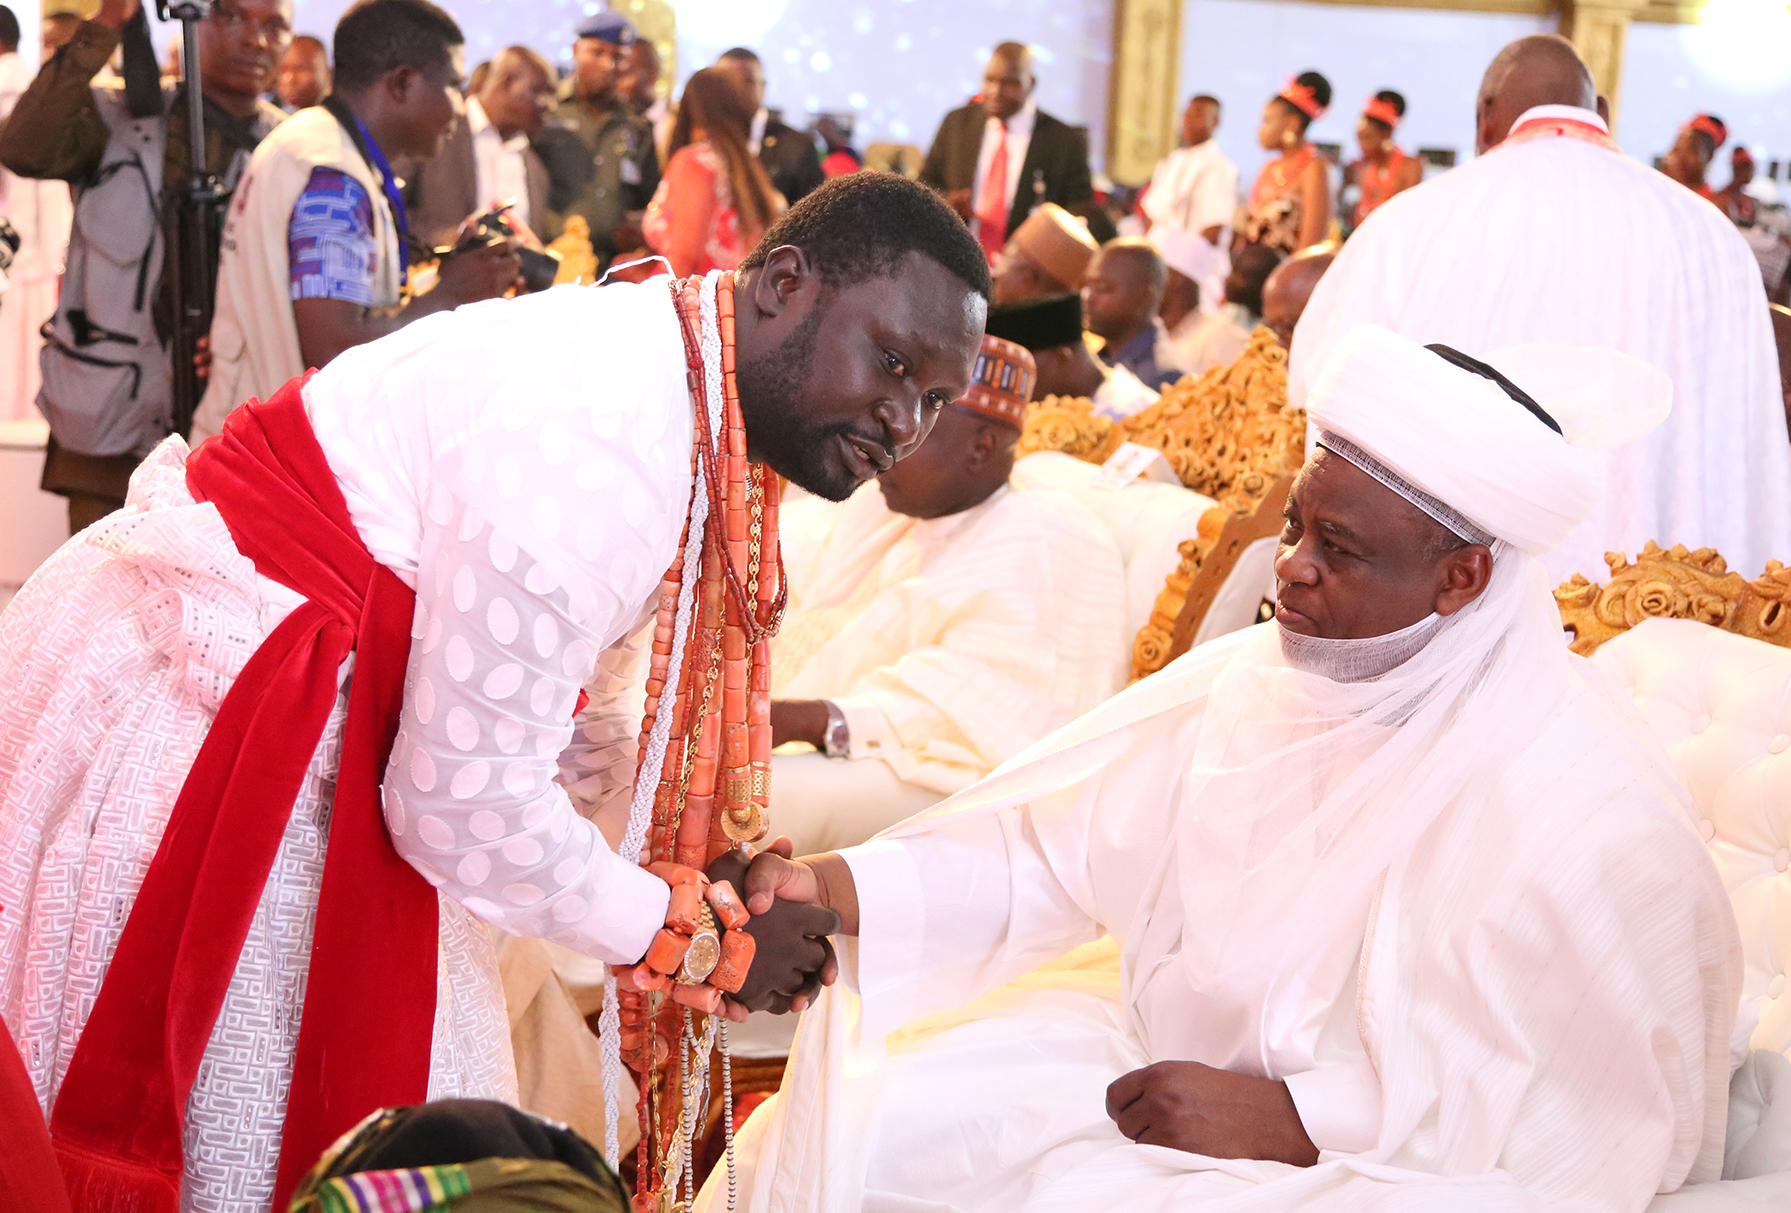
[644,142,762,278]
[1242,144,1318,254]
[1352,146,1411,227]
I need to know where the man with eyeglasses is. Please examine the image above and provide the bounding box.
[0,0,290,534]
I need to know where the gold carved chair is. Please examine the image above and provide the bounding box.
[1017,328,1306,680]
[1554,542,1791,655]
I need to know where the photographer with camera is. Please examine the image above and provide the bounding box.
[190,0,520,442]
[0,0,288,533]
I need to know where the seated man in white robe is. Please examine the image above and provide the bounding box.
[708,325,1743,1213]
[768,333,1130,857]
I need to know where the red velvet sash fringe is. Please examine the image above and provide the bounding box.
[47,375,437,1211]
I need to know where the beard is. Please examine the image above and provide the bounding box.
[736,302,865,502]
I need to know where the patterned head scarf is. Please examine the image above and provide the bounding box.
[287,1101,628,1213]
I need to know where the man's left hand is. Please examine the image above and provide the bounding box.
[1105,1061,1319,1167]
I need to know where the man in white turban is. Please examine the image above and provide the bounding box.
[704,325,1742,1213]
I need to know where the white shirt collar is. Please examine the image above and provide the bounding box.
[987,98,1037,137]
[749,108,769,156]
[1510,104,1608,135]
[467,95,493,137]
[466,96,529,151]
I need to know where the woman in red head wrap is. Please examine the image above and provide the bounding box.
[1347,90,1422,233]
[1241,70,1333,255]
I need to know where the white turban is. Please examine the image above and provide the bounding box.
[1306,324,1671,555]
[1151,227,1225,283]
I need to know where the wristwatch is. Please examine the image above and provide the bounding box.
[820,700,850,759]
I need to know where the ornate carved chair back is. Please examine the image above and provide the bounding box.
[1555,542,1791,655]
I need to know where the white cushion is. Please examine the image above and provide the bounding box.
[1011,451,1219,640]
[1590,618,1791,1060]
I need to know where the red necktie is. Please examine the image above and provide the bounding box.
[978,119,1009,261]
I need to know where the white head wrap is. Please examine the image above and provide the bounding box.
[1306,324,1672,555]
[1151,227,1226,284]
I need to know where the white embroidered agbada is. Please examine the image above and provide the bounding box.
[1289,104,1791,586]
[0,281,693,1211]
[706,326,1741,1213]
[767,476,1129,852]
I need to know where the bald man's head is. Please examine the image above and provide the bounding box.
[1475,35,1596,155]
[1262,245,1336,350]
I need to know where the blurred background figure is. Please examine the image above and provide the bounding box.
[920,40,1092,262]
[1082,236,1183,389]
[1346,89,1420,233]
[1241,70,1332,255]
[39,0,83,54]
[275,32,328,111]
[1138,92,1234,315]
[0,2,73,424]
[1662,112,1726,201]
[991,200,1099,305]
[718,45,823,206]
[1715,146,1758,226]
[817,113,861,178]
[643,64,782,277]
[1153,226,1248,373]
[0,0,289,531]
[540,11,658,274]
[406,44,555,245]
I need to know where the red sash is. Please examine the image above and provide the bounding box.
[48,375,437,1211]
[2,1018,71,1213]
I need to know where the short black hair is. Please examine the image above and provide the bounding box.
[718,47,760,64]
[332,0,463,95]
[0,7,19,52]
[1190,93,1220,109]
[739,173,991,301]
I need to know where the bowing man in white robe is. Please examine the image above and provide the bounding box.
[1290,34,1791,587]
[704,325,1742,1213]
[768,333,1129,856]
[0,175,992,1210]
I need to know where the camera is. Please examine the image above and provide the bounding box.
[437,204,562,295]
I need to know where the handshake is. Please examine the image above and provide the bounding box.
[617,840,844,1068]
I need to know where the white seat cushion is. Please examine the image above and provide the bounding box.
[1590,618,1791,1060]
[1011,451,1219,640]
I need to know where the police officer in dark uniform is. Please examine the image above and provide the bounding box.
[535,12,659,273]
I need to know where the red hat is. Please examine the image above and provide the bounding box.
[1685,114,1728,149]
[954,335,1035,430]
[1362,95,1401,129]
[1279,78,1326,121]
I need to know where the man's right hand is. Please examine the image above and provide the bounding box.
[435,242,523,305]
[708,844,839,1014]
[95,0,142,31]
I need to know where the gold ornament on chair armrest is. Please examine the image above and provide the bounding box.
[1554,542,1791,655]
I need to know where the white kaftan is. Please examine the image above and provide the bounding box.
[0,280,692,1210]
[709,551,1740,1213]
[768,479,1127,854]
[1289,105,1791,586]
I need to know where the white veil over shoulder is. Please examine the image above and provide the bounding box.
[722,327,1732,1213]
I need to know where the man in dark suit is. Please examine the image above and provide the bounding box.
[718,46,824,205]
[920,41,1093,260]
[404,45,555,247]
